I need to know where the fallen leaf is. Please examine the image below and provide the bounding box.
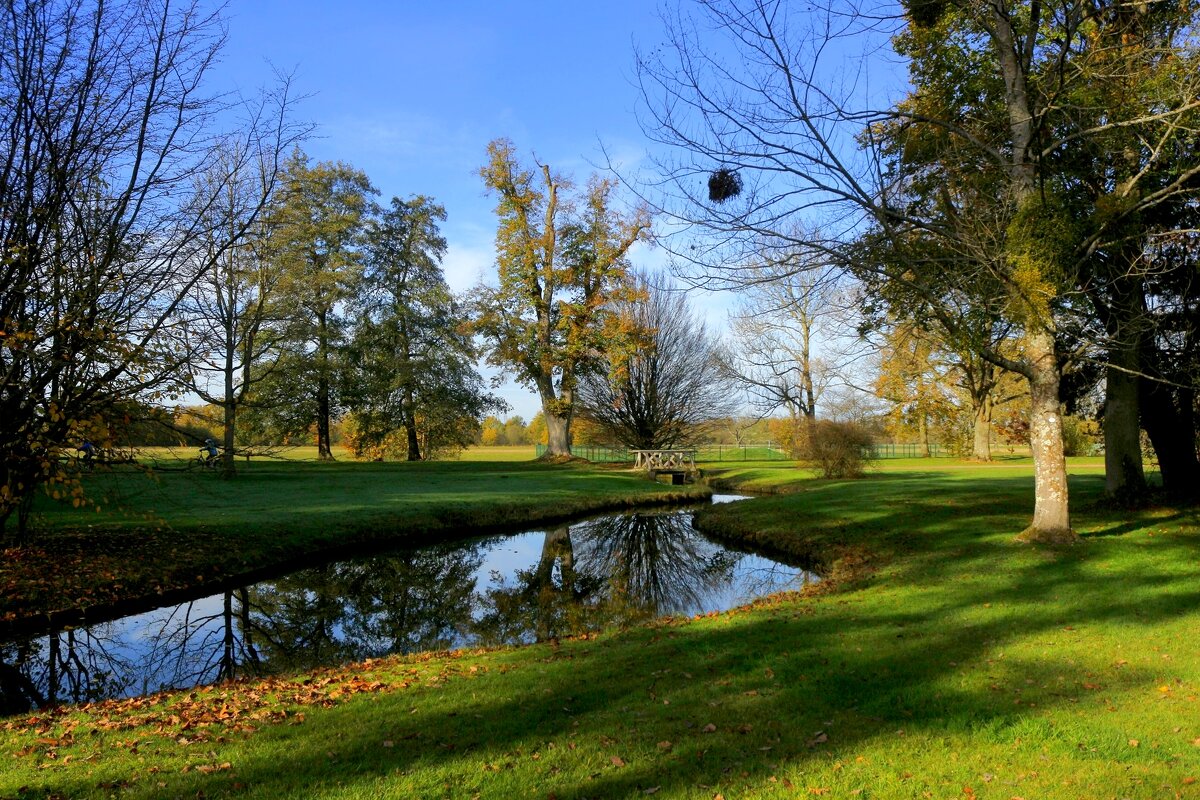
[808,731,829,747]
[610,756,626,767]
[1129,739,1140,748]
[643,788,660,795]
[702,723,717,733]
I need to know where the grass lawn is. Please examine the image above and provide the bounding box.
[458,445,538,462]
[3,459,1199,798]
[2,459,707,632]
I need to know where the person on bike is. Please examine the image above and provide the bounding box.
[202,438,220,467]
[78,439,95,470]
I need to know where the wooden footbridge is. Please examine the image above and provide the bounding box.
[630,449,699,484]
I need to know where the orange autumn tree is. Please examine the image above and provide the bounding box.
[473,139,651,457]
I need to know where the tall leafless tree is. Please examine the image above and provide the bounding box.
[576,275,735,449]
[0,0,304,538]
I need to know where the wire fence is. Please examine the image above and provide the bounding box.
[536,442,952,462]
[536,443,790,462]
[864,443,950,459]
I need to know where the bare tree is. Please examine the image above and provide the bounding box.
[0,0,305,537]
[576,275,735,449]
[721,248,867,434]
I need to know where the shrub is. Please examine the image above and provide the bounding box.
[799,420,876,478]
[1060,414,1098,457]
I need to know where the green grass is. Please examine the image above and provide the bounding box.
[457,445,537,462]
[3,459,1200,798]
[3,459,706,629]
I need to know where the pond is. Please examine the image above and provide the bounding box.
[0,496,817,714]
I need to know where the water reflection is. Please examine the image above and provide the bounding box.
[0,502,816,711]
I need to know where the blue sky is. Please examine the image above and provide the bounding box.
[212,1,672,419]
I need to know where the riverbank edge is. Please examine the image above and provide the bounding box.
[2,482,712,640]
[696,466,879,595]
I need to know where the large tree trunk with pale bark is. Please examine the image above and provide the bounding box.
[538,377,574,457]
[544,413,572,457]
[1015,333,1075,543]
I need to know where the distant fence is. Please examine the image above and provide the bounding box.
[537,441,951,462]
[536,443,790,463]
[864,443,950,459]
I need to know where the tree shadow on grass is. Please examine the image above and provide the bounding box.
[23,469,1200,798]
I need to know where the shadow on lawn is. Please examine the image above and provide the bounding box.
[26,470,1200,798]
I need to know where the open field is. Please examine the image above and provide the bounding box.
[121,444,538,466]
[3,458,1198,798]
[457,445,537,462]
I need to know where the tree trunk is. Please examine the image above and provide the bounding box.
[1015,332,1076,544]
[1099,269,1147,498]
[916,412,930,457]
[316,312,334,460]
[404,417,422,461]
[1104,352,1145,498]
[544,412,571,456]
[539,376,573,457]
[316,383,333,460]
[222,398,237,478]
[1140,377,1200,498]
[221,265,238,478]
[972,392,993,461]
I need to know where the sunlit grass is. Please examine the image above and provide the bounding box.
[457,445,537,462]
[3,459,1198,798]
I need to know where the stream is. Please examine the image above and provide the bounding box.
[0,495,817,714]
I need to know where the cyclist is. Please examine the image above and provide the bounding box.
[78,439,95,470]
[200,438,220,469]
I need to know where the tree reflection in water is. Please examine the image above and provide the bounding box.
[472,510,753,646]
[246,541,487,671]
[0,506,815,711]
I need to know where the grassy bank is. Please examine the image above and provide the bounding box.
[3,459,1200,799]
[2,459,707,632]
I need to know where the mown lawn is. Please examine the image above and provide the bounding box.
[2,459,1199,799]
[2,459,706,632]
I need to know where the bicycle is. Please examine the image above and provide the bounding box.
[198,444,220,470]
